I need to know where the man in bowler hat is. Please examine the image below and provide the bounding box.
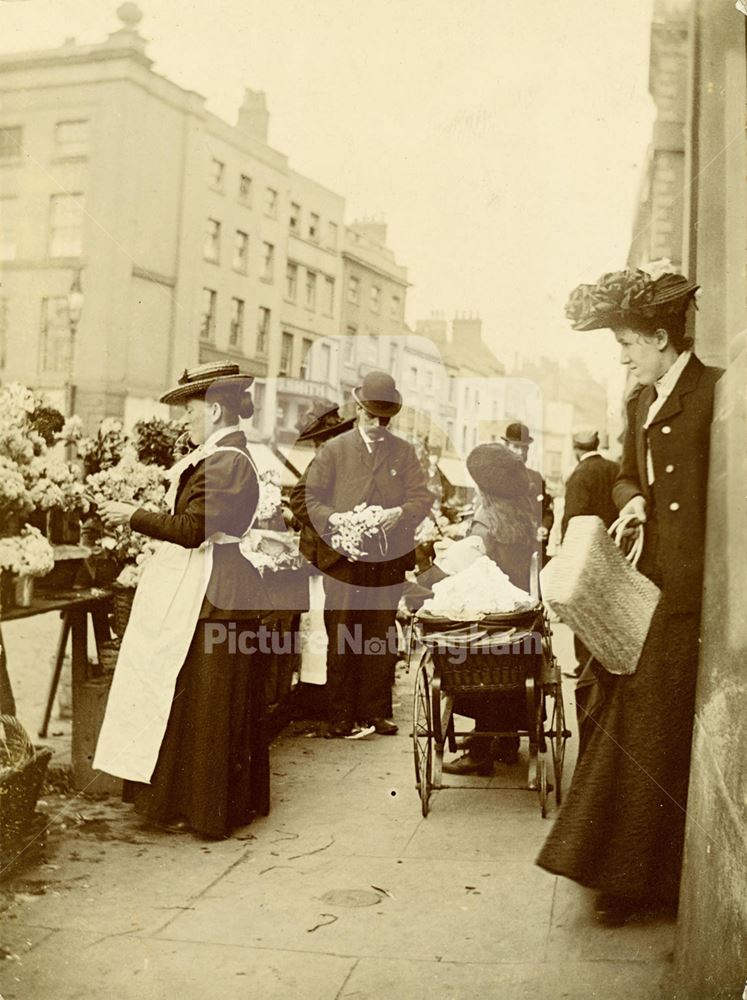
[301,372,432,737]
[502,422,554,561]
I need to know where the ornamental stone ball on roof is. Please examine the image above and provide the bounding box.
[117,2,143,29]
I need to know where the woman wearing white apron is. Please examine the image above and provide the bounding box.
[96,362,273,839]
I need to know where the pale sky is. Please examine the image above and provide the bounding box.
[1,0,656,391]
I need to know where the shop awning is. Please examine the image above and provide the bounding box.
[438,456,474,489]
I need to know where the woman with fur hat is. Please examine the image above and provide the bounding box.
[537,268,722,923]
[93,362,273,839]
[440,442,540,775]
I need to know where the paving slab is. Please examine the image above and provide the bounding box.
[158,854,555,964]
[0,929,355,1000]
[546,877,676,963]
[338,955,671,1000]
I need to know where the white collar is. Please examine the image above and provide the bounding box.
[653,350,692,400]
[204,424,242,452]
[579,450,600,463]
[358,422,384,453]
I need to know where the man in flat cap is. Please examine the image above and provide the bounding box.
[502,422,554,563]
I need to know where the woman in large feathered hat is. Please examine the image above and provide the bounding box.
[537,268,723,923]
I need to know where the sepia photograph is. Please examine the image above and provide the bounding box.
[0,1,744,998]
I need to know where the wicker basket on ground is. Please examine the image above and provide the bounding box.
[111,585,136,638]
[0,715,53,872]
[98,639,121,672]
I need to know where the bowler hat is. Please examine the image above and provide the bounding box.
[295,399,355,443]
[352,371,402,418]
[161,361,254,406]
[502,422,534,447]
[466,443,529,500]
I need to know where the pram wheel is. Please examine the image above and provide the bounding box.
[413,653,433,817]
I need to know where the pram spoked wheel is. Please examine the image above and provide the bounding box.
[412,653,433,817]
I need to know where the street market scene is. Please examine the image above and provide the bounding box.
[0,2,745,999]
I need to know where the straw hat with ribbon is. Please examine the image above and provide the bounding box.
[160,361,254,406]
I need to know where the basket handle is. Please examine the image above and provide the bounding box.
[608,514,645,568]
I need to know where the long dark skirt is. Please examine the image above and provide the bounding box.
[536,597,700,903]
[125,619,270,839]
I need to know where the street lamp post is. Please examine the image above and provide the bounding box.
[65,269,84,417]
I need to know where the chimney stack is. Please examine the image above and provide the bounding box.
[238,89,269,143]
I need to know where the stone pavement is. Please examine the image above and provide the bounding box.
[0,618,677,1000]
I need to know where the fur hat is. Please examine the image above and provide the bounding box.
[467,443,529,500]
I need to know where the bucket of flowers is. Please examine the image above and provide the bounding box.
[0,526,55,610]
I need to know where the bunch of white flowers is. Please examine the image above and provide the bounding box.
[114,538,160,588]
[25,456,90,514]
[329,503,388,560]
[414,517,440,545]
[0,525,55,577]
[87,452,168,563]
[255,470,283,523]
[0,455,34,523]
[239,529,300,575]
[0,383,46,465]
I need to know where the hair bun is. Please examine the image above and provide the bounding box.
[237,391,254,420]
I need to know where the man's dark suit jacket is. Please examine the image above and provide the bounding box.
[612,354,722,614]
[561,453,620,540]
[302,426,432,576]
[526,468,554,536]
[130,429,272,618]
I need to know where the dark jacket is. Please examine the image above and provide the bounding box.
[130,429,272,618]
[612,354,722,614]
[561,454,620,540]
[289,465,339,571]
[469,496,537,592]
[526,468,554,535]
[302,426,432,576]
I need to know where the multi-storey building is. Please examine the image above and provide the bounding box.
[0,6,345,434]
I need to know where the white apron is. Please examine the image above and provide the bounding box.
[93,443,259,783]
[299,573,328,685]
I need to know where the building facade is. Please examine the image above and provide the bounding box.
[0,6,345,436]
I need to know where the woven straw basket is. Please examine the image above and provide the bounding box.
[540,515,660,675]
[0,715,53,867]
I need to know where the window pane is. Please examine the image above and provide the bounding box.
[0,127,22,160]
[0,197,17,261]
[320,342,331,381]
[40,297,71,372]
[257,307,270,354]
[305,270,316,309]
[209,158,225,190]
[204,218,221,262]
[280,332,293,375]
[49,193,84,257]
[55,120,89,155]
[265,187,278,217]
[326,221,338,250]
[370,285,380,312]
[324,277,334,315]
[299,337,313,379]
[229,297,244,348]
[200,288,216,341]
[233,230,248,271]
[239,174,252,203]
[308,213,319,241]
[290,202,301,233]
[286,262,298,301]
[347,275,359,304]
[262,242,274,281]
